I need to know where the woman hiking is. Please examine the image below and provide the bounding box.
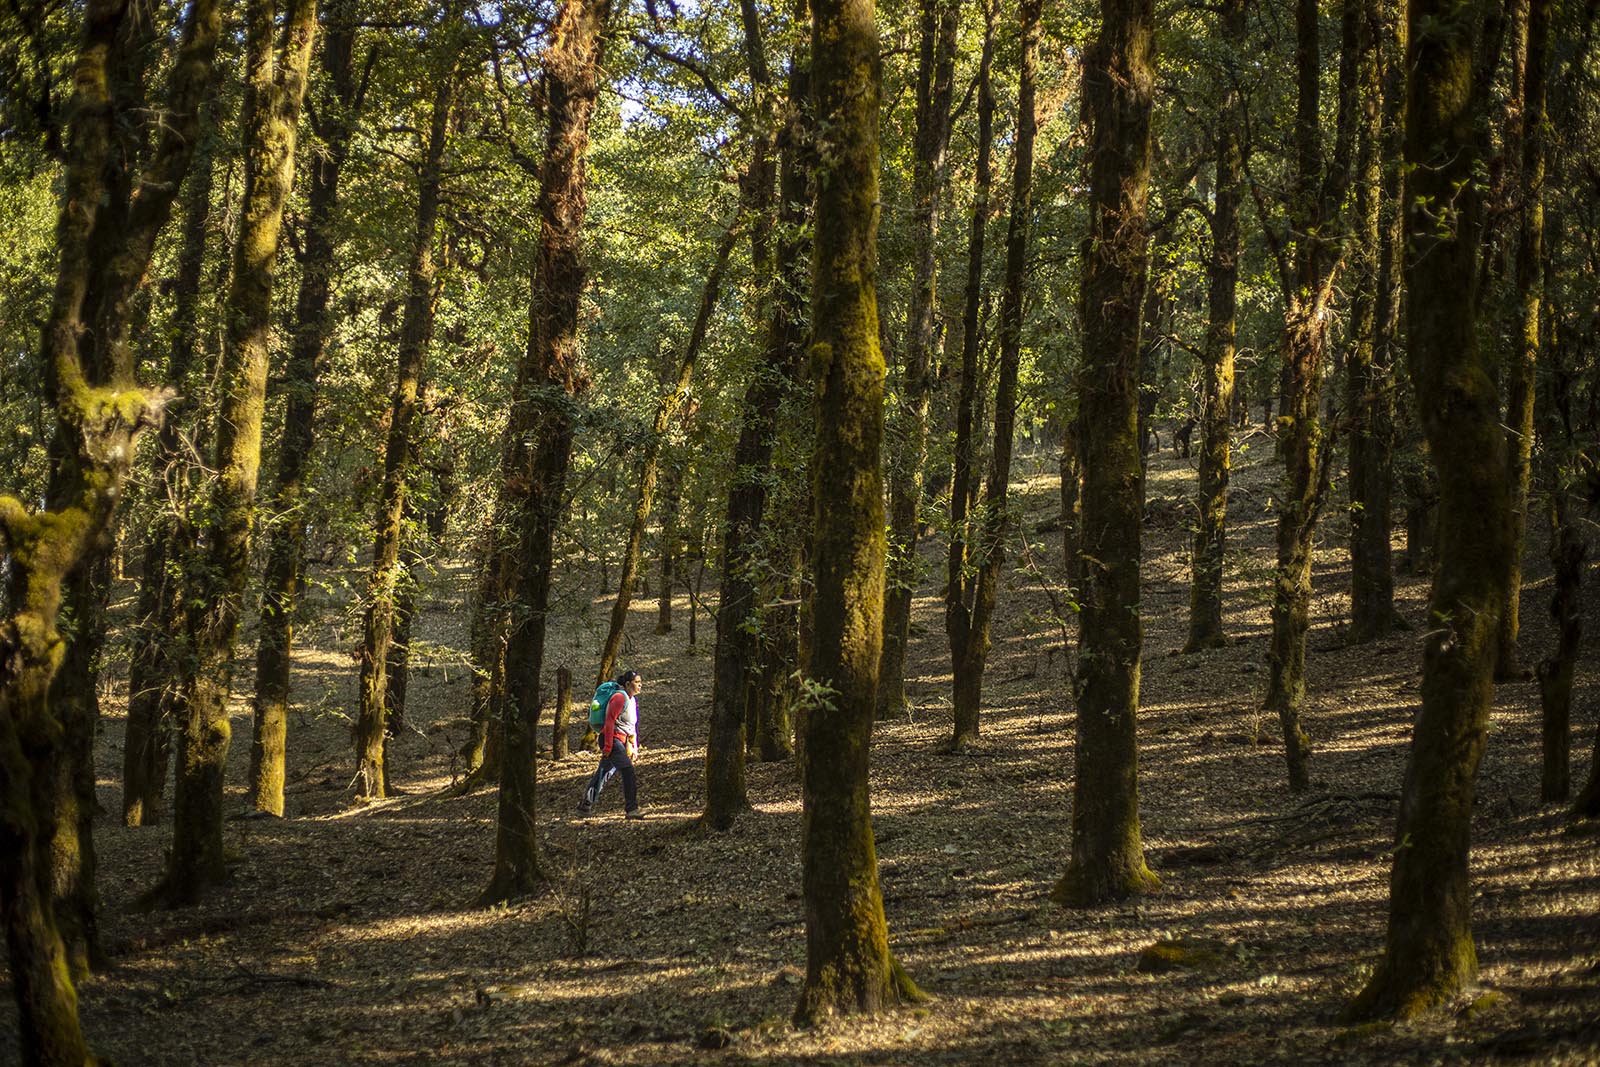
[578,669,644,819]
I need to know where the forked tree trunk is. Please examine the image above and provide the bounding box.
[946,1,995,740]
[167,0,317,905]
[595,220,738,685]
[250,2,366,817]
[1347,0,1513,1019]
[1185,0,1243,653]
[1052,0,1160,908]
[877,0,958,719]
[793,0,922,1024]
[357,61,456,799]
[704,0,811,830]
[481,0,609,905]
[952,0,1035,751]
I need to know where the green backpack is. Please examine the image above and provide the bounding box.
[588,681,624,731]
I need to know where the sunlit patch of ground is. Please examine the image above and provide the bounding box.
[11,444,1598,1066]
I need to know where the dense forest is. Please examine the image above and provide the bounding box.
[2,0,1599,1061]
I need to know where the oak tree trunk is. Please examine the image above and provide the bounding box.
[704,0,811,830]
[1185,0,1243,653]
[481,0,609,904]
[167,0,317,903]
[1348,0,1513,1017]
[951,0,1035,751]
[877,0,957,719]
[794,0,921,1023]
[945,1,995,745]
[357,60,456,799]
[1052,0,1160,908]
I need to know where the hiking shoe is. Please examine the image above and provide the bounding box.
[576,800,594,816]
[625,809,645,821]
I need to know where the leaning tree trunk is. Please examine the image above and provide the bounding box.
[1347,0,1513,1019]
[794,0,923,1024]
[481,0,609,905]
[877,0,958,719]
[1051,0,1160,908]
[250,2,365,817]
[1264,0,1357,794]
[356,61,456,800]
[951,0,1035,751]
[704,0,811,830]
[595,219,738,685]
[946,0,995,739]
[1185,0,1243,653]
[167,0,317,905]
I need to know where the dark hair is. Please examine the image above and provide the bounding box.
[616,669,639,685]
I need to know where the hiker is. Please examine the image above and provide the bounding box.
[578,669,644,819]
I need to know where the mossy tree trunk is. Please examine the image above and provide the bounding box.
[793,0,921,1023]
[704,0,811,830]
[945,0,995,740]
[1346,0,1403,644]
[386,435,455,737]
[168,0,317,905]
[123,86,222,829]
[1051,0,1160,908]
[1347,0,1513,1018]
[37,0,222,974]
[1184,0,1243,653]
[1496,0,1549,678]
[249,2,367,817]
[1264,0,1357,794]
[595,219,738,685]
[1,0,174,1057]
[951,0,1035,751]
[481,0,609,905]
[356,58,457,800]
[877,0,958,720]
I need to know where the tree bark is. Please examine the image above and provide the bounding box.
[33,0,221,973]
[122,84,222,829]
[356,59,456,799]
[945,0,995,744]
[1346,0,1404,643]
[1052,0,1160,908]
[704,0,811,830]
[1,0,160,1058]
[1496,0,1548,678]
[877,0,958,719]
[951,0,1036,751]
[481,0,609,905]
[167,0,317,904]
[1185,0,1243,653]
[1264,0,1357,793]
[249,8,365,817]
[793,0,921,1024]
[1347,0,1513,1018]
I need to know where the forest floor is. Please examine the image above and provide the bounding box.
[6,441,1600,1067]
